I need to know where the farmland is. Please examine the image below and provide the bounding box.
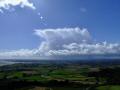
[0,60,120,90]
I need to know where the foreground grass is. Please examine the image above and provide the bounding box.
[96,85,120,90]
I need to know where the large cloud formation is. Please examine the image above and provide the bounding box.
[0,0,35,12]
[35,27,120,56]
[0,27,120,59]
[35,27,92,51]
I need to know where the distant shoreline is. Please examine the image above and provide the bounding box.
[0,59,120,67]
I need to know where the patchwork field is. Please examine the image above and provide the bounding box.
[0,60,120,90]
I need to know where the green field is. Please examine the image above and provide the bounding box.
[0,64,95,82]
[96,85,120,90]
[0,63,120,90]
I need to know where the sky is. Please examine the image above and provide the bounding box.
[0,0,120,59]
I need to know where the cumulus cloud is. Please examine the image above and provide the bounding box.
[35,27,92,51]
[34,27,120,56]
[48,42,120,56]
[0,0,35,12]
[0,27,120,59]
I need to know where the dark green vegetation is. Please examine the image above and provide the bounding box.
[0,60,120,90]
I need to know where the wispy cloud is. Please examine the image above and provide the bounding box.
[0,0,36,12]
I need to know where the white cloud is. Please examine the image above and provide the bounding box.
[47,42,120,56]
[35,27,92,51]
[35,27,120,56]
[0,0,35,12]
[0,49,37,58]
[0,27,120,59]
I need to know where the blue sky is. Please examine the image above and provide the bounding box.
[0,0,120,59]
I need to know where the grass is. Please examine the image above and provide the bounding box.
[24,75,48,82]
[7,72,24,79]
[0,73,5,79]
[0,65,96,82]
[0,63,120,90]
[20,87,86,90]
[96,85,120,90]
